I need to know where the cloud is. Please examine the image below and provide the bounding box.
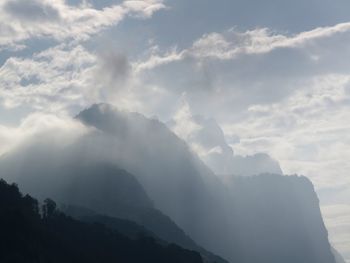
[0,111,88,156]
[170,97,202,140]
[0,0,165,50]
[190,23,350,60]
[93,50,131,102]
[4,0,61,22]
[135,22,350,71]
[222,73,350,189]
[0,42,174,120]
[168,99,283,176]
[0,1,349,260]
[0,44,97,112]
[125,20,350,127]
[0,41,176,122]
[123,0,167,18]
[3,19,350,122]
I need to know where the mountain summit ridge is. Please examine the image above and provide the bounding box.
[0,103,339,263]
[76,104,337,263]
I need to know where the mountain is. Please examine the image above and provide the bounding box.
[0,178,203,263]
[223,174,336,263]
[63,205,227,263]
[332,247,347,263]
[75,104,231,253]
[0,103,338,263]
[76,104,336,263]
[0,153,227,263]
[168,110,283,176]
[61,204,158,240]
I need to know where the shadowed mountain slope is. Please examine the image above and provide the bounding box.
[223,174,336,263]
[0,157,227,263]
[0,178,203,263]
[76,104,337,263]
[0,104,338,263]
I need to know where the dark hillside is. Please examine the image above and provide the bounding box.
[0,178,203,263]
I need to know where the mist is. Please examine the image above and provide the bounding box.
[0,1,348,262]
[0,103,340,263]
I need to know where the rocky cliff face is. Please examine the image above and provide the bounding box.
[222,174,336,263]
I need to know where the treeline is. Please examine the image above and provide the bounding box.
[0,179,203,263]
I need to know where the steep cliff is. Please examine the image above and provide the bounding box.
[224,174,336,263]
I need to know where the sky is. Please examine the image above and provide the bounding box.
[0,0,349,261]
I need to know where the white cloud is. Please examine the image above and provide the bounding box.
[134,22,350,71]
[0,112,88,156]
[123,0,166,18]
[134,46,184,72]
[0,44,97,112]
[190,22,350,59]
[171,97,202,140]
[0,43,174,118]
[223,73,350,189]
[168,98,282,176]
[0,0,165,50]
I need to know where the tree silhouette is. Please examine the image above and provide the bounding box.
[0,178,204,263]
[42,198,56,218]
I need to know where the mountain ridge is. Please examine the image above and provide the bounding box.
[0,103,339,263]
[0,178,204,263]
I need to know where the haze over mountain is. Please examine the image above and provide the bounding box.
[168,101,283,176]
[0,178,204,263]
[0,103,341,263]
[0,0,349,261]
[0,120,226,263]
